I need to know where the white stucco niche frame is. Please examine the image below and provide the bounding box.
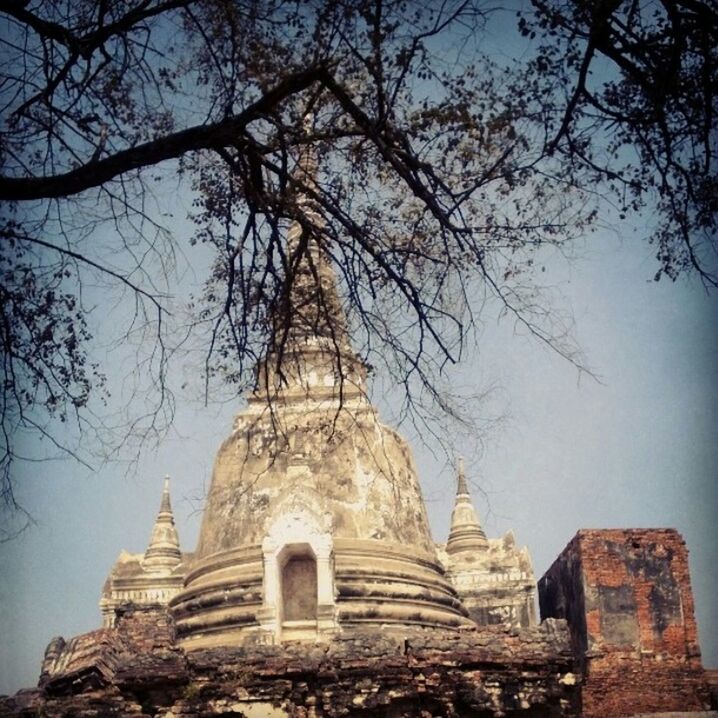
[258,505,337,642]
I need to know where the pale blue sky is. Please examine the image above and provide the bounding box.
[0,218,715,695]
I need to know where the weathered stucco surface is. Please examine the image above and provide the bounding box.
[195,390,437,557]
[171,392,472,644]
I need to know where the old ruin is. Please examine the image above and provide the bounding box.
[1,151,714,718]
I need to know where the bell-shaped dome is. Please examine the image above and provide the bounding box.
[193,366,436,560]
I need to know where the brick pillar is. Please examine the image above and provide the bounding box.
[538,529,710,717]
[114,602,175,651]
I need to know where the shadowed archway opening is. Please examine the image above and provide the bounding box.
[281,551,318,622]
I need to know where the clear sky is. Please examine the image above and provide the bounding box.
[0,214,715,695]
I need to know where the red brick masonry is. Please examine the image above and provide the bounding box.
[539,529,711,717]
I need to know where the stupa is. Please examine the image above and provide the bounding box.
[170,151,472,646]
[437,459,536,628]
[100,476,187,627]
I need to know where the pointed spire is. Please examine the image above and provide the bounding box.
[446,460,488,556]
[257,109,366,403]
[457,457,469,495]
[159,475,172,513]
[276,110,350,350]
[142,475,182,573]
[295,110,319,189]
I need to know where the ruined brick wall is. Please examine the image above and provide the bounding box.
[38,629,126,693]
[538,529,710,718]
[1,624,581,717]
[35,604,176,698]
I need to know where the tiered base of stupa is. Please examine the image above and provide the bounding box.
[172,539,470,650]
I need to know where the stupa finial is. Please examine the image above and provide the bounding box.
[263,105,357,387]
[159,475,172,513]
[457,457,469,495]
[296,109,318,185]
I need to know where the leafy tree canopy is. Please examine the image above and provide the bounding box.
[1,0,715,519]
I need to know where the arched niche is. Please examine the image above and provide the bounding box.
[259,508,336,642]
[280,542,318,622]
